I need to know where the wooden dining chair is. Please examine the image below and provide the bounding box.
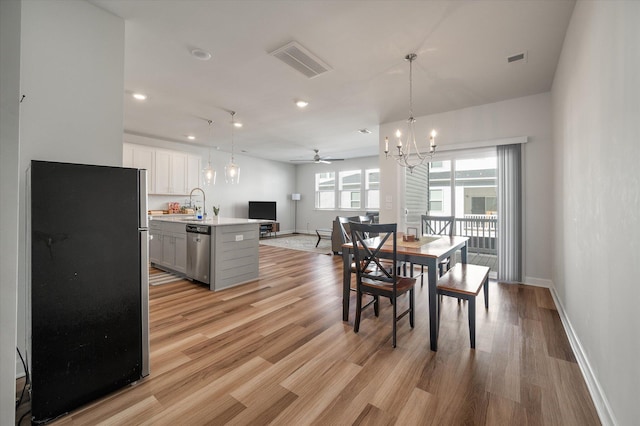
[416,215,455,286]
[350,222,416,348]
[358,215,372,224]
[338,216,379,291]
[337,216,360,245]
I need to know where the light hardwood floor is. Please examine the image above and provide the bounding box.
[19,245,600,425]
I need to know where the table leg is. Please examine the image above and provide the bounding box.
[342,250,351,321]
[461,242,468,264]
[428,260,439,351]
[315,230,321,247]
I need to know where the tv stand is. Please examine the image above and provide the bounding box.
[259,221,279,238]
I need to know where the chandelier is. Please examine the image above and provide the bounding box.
[202,119,216,186]
[384,53,437,173]
[224,111,240,184]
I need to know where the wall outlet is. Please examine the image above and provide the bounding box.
[235,235,243,241]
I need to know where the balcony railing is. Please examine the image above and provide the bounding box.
[406,214,498,255]
[454,215,497,254]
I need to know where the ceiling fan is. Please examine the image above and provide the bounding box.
[290,149,345,164]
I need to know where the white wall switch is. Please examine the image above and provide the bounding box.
[235,235,243,241]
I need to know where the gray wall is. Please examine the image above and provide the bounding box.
[0,0,21,423]
[552,1,640,424]
[15,0,126,388]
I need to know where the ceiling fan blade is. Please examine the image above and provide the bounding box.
[290,149,345,164]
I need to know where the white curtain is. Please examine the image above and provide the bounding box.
[497,144,522,282]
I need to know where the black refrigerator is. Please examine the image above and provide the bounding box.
[30,160,150,423]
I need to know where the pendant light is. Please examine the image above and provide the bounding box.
[202,119,216,185]
[224,111,240,184]
[383,53,437,173]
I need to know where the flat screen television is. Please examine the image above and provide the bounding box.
[248,201,276,221]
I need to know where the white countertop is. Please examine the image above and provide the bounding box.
[149,215,265,227]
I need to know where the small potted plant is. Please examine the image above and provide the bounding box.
[212,205,220,220]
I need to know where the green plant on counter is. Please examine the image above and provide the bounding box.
[212,205,220,216]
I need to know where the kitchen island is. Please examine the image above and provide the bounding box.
[149,216,262,291]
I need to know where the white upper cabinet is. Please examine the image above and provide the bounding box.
[123,143,155,193]
[154,150,172,194]
[124,143,201,195]
[155,150,187,195]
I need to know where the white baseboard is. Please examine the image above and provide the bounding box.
[548,286,616,426]
[523,276,553,288]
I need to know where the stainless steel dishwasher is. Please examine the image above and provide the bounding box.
[186,224,211,284]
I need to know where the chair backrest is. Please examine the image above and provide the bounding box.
[364,211,380,223]
[350,222,398,290]
[421,215,455,236]
[358,215,372,224]
[337,216,361,244]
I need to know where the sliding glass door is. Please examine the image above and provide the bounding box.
[405,153,498,274]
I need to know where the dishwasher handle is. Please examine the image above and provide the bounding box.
[186,224,211,235]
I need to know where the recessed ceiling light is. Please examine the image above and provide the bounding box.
[295,100,309,108]
[132,93,147,101]
[358,128,372,134]
[233,122,243,128]
[190,48,212,61]
[187,135,196,140]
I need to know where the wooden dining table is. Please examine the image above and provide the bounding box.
[342,233,469,351]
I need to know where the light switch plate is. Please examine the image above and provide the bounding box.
[235,235,243,241]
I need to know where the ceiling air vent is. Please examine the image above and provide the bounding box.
[269,41,332,79]
[507,51,528,64]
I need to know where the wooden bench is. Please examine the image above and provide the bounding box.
[436,263,490,348]
[315,228,332,247]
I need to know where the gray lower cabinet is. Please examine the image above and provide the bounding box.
[150,220,187,274]
[213,223,259,290]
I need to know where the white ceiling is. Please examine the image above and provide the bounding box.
[89,0,575,163]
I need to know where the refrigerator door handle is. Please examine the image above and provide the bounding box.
[138,169,148,229]
[140,229,150,377]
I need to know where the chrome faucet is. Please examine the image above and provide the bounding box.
[189,187,206,219]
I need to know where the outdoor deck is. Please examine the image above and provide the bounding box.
[455,252,497,275]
